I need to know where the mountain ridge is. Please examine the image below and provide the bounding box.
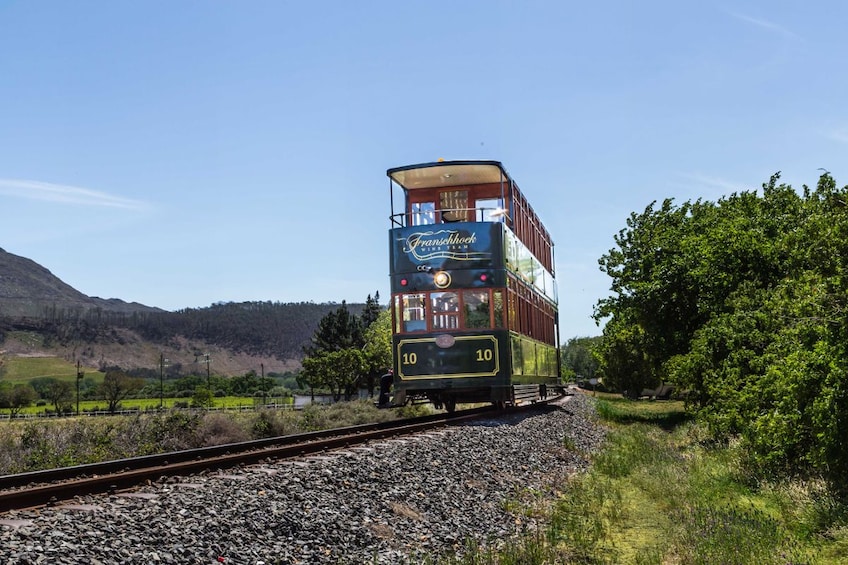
[0,247,365,376]
[0,247,162,317]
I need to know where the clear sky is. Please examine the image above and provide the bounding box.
[1,1,845,339]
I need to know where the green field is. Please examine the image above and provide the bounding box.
[1,354,294,415]
[5,395,294,416]
[1,356,104,384]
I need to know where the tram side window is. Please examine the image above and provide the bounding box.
[477,197,505,222]
[411,202,435,225]
[493,290,505,328]
[463,290,490,329]
[431,291,459,330]
[400,293,427,332]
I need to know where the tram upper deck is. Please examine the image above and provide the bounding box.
[386,160,554,273]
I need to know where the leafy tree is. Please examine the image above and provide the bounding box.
[300,349,368,401]
[594,175,801,394]
[595,172,848,493]
[173,374,206,393]
[362,309,392,397]
[191,387,214,409]
[561,336,601,381]
[230,371,260,395]
[360,291,382,330]
[272,370,301,392]
[301,293,386,399]
[30,376,58,400]
[305,301,364,355]
[0,383,37,417]
[45,379,73,413]
[99,370,144,414]
[297,359,324,402]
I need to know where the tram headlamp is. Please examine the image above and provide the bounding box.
[433,270,451,288]
[400,278,408,287]
[479,273,488,282]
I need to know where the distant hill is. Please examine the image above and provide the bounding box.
[0,247,161,318]
[0,247,369,375]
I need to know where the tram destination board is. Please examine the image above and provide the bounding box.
[396,335,500,379]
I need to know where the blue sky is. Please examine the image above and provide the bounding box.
[1,1,846,339]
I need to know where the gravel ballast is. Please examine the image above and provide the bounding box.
[0,393,606,564]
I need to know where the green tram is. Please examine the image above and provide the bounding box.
[386,160,561,412]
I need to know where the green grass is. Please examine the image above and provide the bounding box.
[440,393,847,564]
[1,356,104,383]
[594,394,692,429]
[0,399,424,474]
[0,354,294,415]
[5,395,294,415]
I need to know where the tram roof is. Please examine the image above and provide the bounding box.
[387,160,512,191]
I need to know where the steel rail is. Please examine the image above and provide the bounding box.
[0,404,527,513]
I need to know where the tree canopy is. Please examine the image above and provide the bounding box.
[561,336,601,382]
[300,293,388,400]
[594,173,848,492]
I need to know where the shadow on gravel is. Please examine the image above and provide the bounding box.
[462,404,559,428]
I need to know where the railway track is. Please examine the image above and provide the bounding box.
[0,402,553,513]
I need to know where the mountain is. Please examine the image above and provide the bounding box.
[0,247,161,318]
[0,248,369,375]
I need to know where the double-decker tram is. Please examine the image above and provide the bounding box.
[385,160,560,411]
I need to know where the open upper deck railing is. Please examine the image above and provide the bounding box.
[389,206,509,228]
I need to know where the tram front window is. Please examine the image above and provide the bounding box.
[431,291,459,330]
[464,290,490,328]
[400,294,427,332]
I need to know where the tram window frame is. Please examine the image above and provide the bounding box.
[399,293,428,333]
[411,201,435,226]
[440,190,468,223]
[493,290,505,328]
[431,291,459,330]
[463,290,491,329]
[476,197,504,222]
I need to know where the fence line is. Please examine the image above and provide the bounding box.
[0,391,376,420]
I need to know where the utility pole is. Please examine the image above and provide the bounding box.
[203,353,212,408]
[159,353,169,409]
[76,360,84,416]
[204,353,211,390]
[261,363,266,406]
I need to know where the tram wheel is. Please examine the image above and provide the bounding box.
[444,398,457,413]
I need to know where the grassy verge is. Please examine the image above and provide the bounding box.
[444,394,848,564]
[0,399,430,474]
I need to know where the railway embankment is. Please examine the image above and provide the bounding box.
[0,394,605,564]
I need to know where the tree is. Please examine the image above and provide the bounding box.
[45,379,73,413]
[297,360,325,402]
[305,301,364,355]
[561,336,601,382]
[594,176,801,394]
[336,348,369,401]
[230,371,260,395]
[0,383,37,417]
[99,370,144,414]
[363,309,392,397]
[300,349,368,402]
[191,387,214,409]
[595,171,848,493]
[360,291,382,330]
